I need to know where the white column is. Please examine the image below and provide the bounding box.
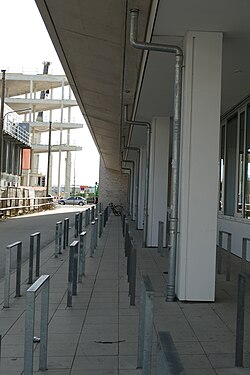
[65,151,71,196]
[177,31,223,301]
[138,145,146,230]
[147,117,170,247]
[49,153,53,193]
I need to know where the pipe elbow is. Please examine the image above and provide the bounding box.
[129,9,140,48]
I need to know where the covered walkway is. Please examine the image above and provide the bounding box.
[0,212,249,374]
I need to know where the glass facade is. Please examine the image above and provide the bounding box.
[220,99,250,219]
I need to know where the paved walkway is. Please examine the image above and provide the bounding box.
[0,212,249,374]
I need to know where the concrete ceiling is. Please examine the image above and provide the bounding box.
[136,0,250,120]
[35,0,250,167]
[35,0,153,171]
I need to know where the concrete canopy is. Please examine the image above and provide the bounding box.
[35,0,153,171]
[35,0,250,166]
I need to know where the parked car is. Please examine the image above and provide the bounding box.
[58,196,87,206]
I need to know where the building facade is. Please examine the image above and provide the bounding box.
[35,0,250,302]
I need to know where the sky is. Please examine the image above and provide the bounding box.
[1,0,100,187]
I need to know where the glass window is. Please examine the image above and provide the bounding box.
[237,112,245,214]
[219,125,225,211]
[244,105,250,218]
[224,115,237,216]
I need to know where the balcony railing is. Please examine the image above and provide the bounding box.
[4,119,31,146]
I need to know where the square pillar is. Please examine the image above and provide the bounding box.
[138,145,146,230]
[147,117,170,247]
[177,31,223,301]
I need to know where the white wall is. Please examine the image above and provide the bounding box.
[147,117,170,247]
[217,216,250,261]
[177,31,223,301]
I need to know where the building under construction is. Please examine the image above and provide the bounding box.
[0,63,83,196]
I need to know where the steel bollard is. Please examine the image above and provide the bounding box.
[4,241,22,308]
[241,237,250,273]
[28,232,41,284]
[99,212,103,238]
[156,331,186,374]
[235,272,250,367]
[95,217,98,248]
[55,221,63,257]
[75,213,80,238]
[129,242,137,306]
[79,232,87,282]
[90,221,95,257]
[63,217,69,249]
[73,241,79,296]
[24,275,50,374]
[67,241,78,307]
[217,230,232,281]
[158,221,164,256]
[137,275,154,374]
[79,211,83,233]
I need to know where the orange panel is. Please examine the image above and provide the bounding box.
[22,148,31,170]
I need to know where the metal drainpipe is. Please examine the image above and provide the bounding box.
[122,160,135,219]
[130,9,183,302]
[123,147,140,228]
[124,105,151,247]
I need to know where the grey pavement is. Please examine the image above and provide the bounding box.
[0,209,249,374]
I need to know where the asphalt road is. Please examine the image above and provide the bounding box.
[0,204,91,279]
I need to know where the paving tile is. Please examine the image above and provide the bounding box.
[208,353,250,368]
[119,355,138,369]
[71,355,118,370]
[76,341,118,355]
[180,353,213,369]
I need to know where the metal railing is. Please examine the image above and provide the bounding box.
[4,118,31,145]
[137,275,154,374]
[0,196,54,218]
[24,275,50,374]
[28,232,41,284]
[4,241,22,308]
